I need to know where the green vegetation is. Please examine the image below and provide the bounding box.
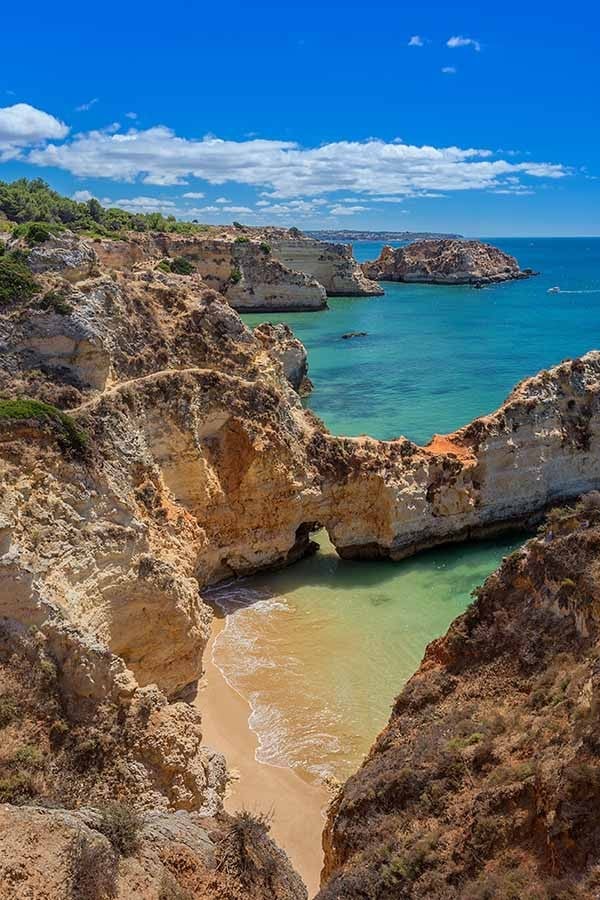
[0,251,40,305]
[229,266,242,284]
[97,803,143,856]
[0,399,87,453]
[0,178,210,238]
[12,221,60,245]
[0,695,20,728]
[259,241,271,254]
[157,256,195,275]
[39,289,74,315]
[234,235,250,244]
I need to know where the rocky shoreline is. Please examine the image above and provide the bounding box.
[1,210,599,897]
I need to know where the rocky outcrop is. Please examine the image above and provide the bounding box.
[254,322,312,394]
[272,239,383,296]
[318,352,600,560]
[0,805,306,900]
[94,231,328,311]
[319,502,600,898]
[362,239,535,285]
[25,231,98,282]
[93,228,382,308]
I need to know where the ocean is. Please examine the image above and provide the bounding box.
[210,237,600,783]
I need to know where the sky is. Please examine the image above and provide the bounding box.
[1,0,599,236]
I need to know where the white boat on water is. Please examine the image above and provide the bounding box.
[547,286,561,293]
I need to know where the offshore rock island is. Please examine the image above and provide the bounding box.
[362,238,536,285]
[0,180,599,898]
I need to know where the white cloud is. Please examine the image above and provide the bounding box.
[72,189,94,202]
[329,205,369,216]
[76,98,99,112]
[0,103,68,159]
[222,205,253,214]
[447,36,481,51]
[441,66,457,74]
[102,195,178,213]
[408,35,424,46]
[125,112,138,120]
[25,122,569,200]
[182,191,205,198]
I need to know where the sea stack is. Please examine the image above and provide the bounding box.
[362,238,536,285]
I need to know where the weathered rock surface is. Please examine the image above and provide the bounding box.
[272,238,383,296]
[319,501,600,898]
[319,352,600,560]
[24,231,99,282]
[362,238,535,285]
[254,322,312,394]
[0,805,306,900]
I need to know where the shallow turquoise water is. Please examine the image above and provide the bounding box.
[243,238,600,443]
[211,238,599,783]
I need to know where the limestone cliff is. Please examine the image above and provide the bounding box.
[271,238,383,296]
[319,500,600,898]
[362,239,535,285]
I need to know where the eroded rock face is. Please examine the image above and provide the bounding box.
[319,504,600,899]
[272,238,383,296]
[254,322,312,394]
[362,238,534,285]
[317,352,600,560]
[24,231,98,281]
[0,805,306,900]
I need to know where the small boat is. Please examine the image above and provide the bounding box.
[547,286,561,294]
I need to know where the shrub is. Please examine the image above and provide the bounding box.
[158,873,191,900]
[11,744,44,770]
[232,221,244,229]
[39,290,74,315]
[170,256,195,275]
[13,221,57,245]
[0,771,37,803]
[69,831,118,900]
[0,252,39,305]
[97,802,143,856]
[217,810,274,887]
[157,259,172,273]
[0,694,20,728]
[259,242,271,254]
[229,266,242,284]
[0,398,87,453]
[234,236,250,244]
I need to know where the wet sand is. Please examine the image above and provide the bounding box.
[196,612,329,898]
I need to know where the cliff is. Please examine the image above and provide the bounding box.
[92,227,381,309]
[319,500,600,898]
[362,239,535,285]
[271,238,383,296]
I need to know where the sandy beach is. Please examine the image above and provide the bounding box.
[196,611,329,898]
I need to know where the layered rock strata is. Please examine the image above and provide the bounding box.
[319,502,600,898]
[271,238,383,296]
[362,238,535,285]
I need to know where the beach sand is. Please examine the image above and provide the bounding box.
[196,612,329,898]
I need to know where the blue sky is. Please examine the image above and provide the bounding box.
[1,0,599,235]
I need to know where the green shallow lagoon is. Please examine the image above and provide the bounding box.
[210,531,522,782]
[210,238,599,782]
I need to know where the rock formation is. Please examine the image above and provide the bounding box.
[254,322,313,394]
[271,238,383,296]
[92,226,382,309]
[362,239,536,285]
[3,223,600,898]
[319,499,600,898]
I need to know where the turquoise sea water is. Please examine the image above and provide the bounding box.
[243,238,600,443]
[210,238,600,783]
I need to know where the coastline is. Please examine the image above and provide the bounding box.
[197,610,329,897]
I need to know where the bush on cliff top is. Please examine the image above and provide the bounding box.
[0,177,211,237]
[0,398,87,452]
[0,251,39,305]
